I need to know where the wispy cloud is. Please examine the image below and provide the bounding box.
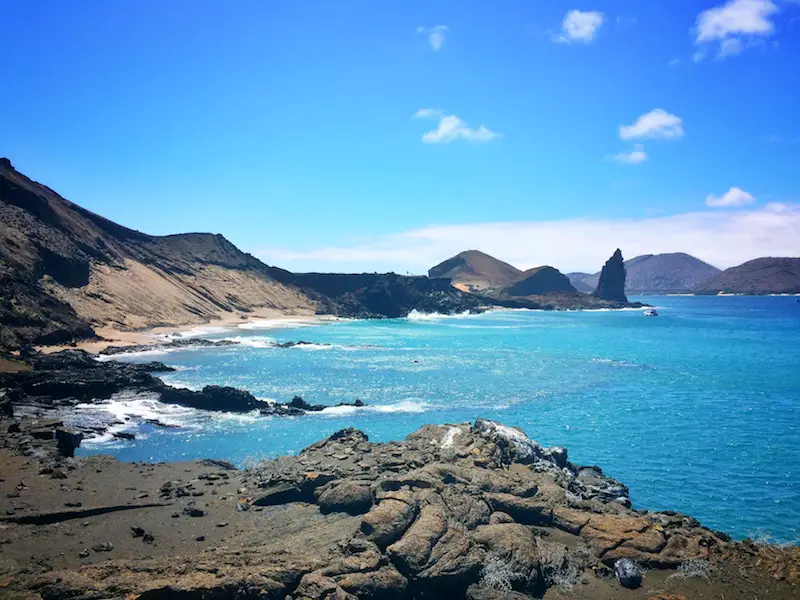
[554,10,605,44]
[612,144,648,164]
[414,109,500,144]
[256,204,800,274]
[620,109,685,141]
[417,25,449,51]
[413,108,445,119]
[706,186,757,207]
[693,0,779,60]
[668,57,681,67]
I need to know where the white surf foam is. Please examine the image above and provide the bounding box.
[406,310,476,321]
[295,343,333,351]
[314,398,431,417]
[95,349,173,361]
[167,325,232,339]
[95,341,240,361]
[75,390,200,445]
[77,391,196,425]
[237,316,336,331]
[592,358,641,368]
[220,336,277,348]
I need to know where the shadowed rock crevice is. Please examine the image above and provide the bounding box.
[2,503,171,525]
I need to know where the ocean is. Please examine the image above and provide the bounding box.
[76,296,800,544]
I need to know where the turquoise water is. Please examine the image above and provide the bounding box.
[78,296,800,543]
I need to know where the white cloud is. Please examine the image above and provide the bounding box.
[668,57,681,67]
[718,37,745,57]
[612,144,648,164]
[256,203,800,274]
[554,10,605,44]
[620,109,685,141]
[414,110,500,144]
[413,108,445,119]
[418,25,449,51]
[706,186,757,207]
[694,0,779,59]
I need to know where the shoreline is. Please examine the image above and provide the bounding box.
[34,303,655,356]
[34,308,333,355]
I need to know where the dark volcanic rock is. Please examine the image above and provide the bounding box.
[1,419,796,600]
[0,350,374,450]
[275,340,330,348]
[99,338,240,356]
[287,395,364,413]
[55,427,83,457]
[593,249,628,303]
[614,558,643,588]
[316,482,374,515]
[159,385,263,412]
[0,388,16,417]
[501,266,577,297]
[288,395,317,411]
[264,268,483,318]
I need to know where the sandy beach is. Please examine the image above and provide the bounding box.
[34,308,332,355]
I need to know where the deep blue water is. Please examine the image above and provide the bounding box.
[77,296,800,543]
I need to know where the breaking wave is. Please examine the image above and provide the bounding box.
[406,310,476,321]
[313,398,431,417]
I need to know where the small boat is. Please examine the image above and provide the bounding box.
[643,308,659,317]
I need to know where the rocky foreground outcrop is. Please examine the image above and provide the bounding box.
[1,420,797,599]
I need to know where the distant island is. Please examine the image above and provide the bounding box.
[428,248,642,310]
[430,248,799,298]
[695,257,800,295]
[568,252,721,295]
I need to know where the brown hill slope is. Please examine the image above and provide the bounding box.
[695,257,800,294]
[428,250,521,291]
[0,158,315,348]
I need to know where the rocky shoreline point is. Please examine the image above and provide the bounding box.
[0,347,366,453]
[0,415,798,599]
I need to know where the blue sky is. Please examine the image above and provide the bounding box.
[2,0,799,273]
